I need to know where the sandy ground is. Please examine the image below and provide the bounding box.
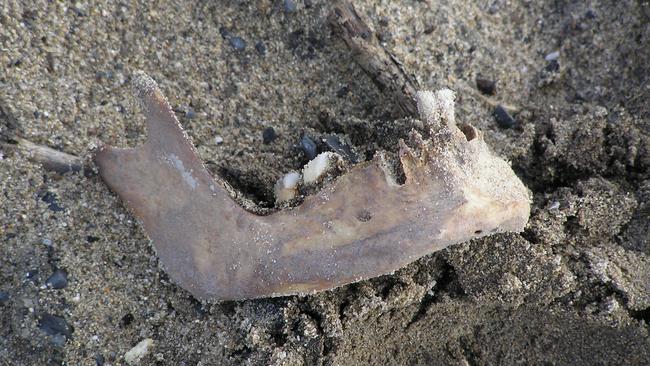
[1,0,649,365]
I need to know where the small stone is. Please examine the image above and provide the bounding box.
[86,235,100,243]
[41,192,64,212]
[493,105,515,128]
[120,313,135,328]
[39,313,73,339]
[284,0,297,13]
[322,135,357,163]
[336,85,349,98]
[229,36,246,51]
[46,269,68,289]
[94,354,105,366]
[185,108,196,119]
[544,50,560,61]
[255,41,266,55]
[26,269,39,280]
[545,60,560,73]
[42,238,53,246]
[0,291,9,304]
[300,135,318,160]
[476,78,496,95]
[214,136,224,145]
[218,26,230,39]
[262,127,277,144]
[124,338,154,365]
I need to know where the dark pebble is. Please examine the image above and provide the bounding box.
[476,78,497,95]
[26,269,39,280]
[284,0,297,13]
[229,36,246,51]
[39,314,73,339]
[0,291,9,304]
[46,269,68,289]
[41,191,64,212]
[545,60,560,72]
[255,41,266,56]
[304,0,313,8]
[323,135,357,163]
[218,26,229,39]
[120,313,134,328]
[493,105,515,128]
[262,127,277,144]
[94,354,105,366]
[86,235,100,243]
[336,86,350,98]
[300,135,318,160]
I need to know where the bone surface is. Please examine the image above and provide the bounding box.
[95,72,531,301]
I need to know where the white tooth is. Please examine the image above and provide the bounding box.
[302,152,340,185]
[274,171,301,203]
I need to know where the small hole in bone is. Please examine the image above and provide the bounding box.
[460,124,477,141]
[474,230,483,234]
[357,210,372,222]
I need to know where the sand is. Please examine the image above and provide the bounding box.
[1,0,649,364]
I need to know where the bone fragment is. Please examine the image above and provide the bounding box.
[95,72,530,301]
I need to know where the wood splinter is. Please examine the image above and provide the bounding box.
[95,72,530,301]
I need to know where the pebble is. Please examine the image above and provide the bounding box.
[255,41,266,56]
[336,85,350,98]
[120,313,135,328]
[94,354,105,366]
[493,105,515,128]
[214,136,224,145]
[46,269,68,289]
[86,235,100,243]
[323,135,357,163]
[544,50,560,61]
[262,127,277,144]
[218,26,229,39]
[476,78,496,95]
[0,291,9,304]
[41,192,64,212]
[284,0,297,13]
[39,313,73,339]
[545,60,560,72]
[124,338,154,365]
[300,135,318,160]
[229,36,246,51]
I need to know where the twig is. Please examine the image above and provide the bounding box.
[328,0,420,117]
[1,135,86,175]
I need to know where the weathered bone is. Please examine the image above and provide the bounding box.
[95,72,530,301]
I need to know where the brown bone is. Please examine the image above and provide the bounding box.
[95,72,530,301]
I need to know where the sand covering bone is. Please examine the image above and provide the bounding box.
[94,72,530,301]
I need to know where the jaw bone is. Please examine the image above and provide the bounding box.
[95,72,530,301]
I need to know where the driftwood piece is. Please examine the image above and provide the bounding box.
[1,136,85,175]
[328,0,420,116]
[95,72,530,301]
